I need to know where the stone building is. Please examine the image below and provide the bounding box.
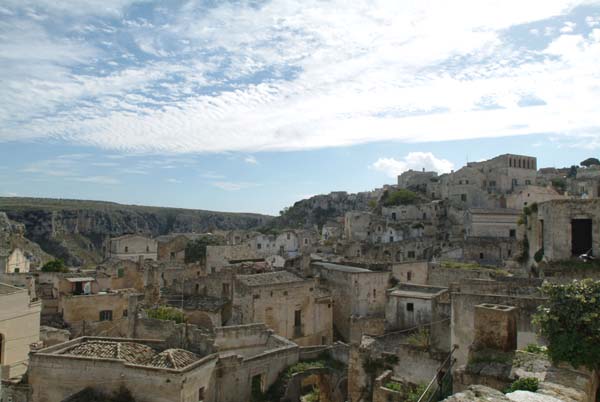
[569,165,600,198]
[28,324,299,402]
[156,234,192,262]
[505,185,564,210]
[464,208,520,239]
[344,211,373,241]
[437,154,538,208]
[232,271,333,346]
[105,234,158,262]
[58,288,137,334]
[312,262,390,343]
[0,282,41,380]
[385,284,449,332]
[95,258,144,292]
[527,199,600,262]
[397,169,438,192]
[0,247,30,273]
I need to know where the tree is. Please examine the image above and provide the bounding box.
[184,236,224,263]
[41,259,68,273]
[381,189,418,206]
[534,279,600,370]
[580,157,600,168]
[567,165,578,178]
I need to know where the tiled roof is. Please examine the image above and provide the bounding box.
[58,340,203,370]
[62,341,156,364]
[237,271,304,287]
[146,349,200,369]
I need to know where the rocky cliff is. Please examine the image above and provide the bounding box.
[270,190,382,229]
[0,197,273,267]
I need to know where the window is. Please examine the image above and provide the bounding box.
[294,309,303,337]
[99,310,113,321]
[117,268,124,278]
[146,245,149,252]
[170,252,176,261]
[257,243,262,250]
[479,253,484,259]
[423,213,427,220]
[253,294,260,300]
[407,251,415,259]
[389,236,394,243]
[222,283,230,296]
[406,303,414,312]
[304,238,308,245]
[407,271,412,282]
[283,291,288,296]
[122,309,128,318]
[287,233,291,240]
[461,194,467,202]
[198,387,205,402]
[195,284,200,294]
[391,212,397,220]
[373,289,376,298]
[509,229,516,238]
[211,267,216,274]
[124,246,129,253]
[525,180,531,185]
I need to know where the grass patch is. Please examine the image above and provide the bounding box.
[440,261,509,275]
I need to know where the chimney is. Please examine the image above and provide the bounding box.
[472,304,518,352]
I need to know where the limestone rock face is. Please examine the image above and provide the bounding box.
[0,197,273,266]
[506,391,564,402]
[0,211,52,268]
[443,385,510,402]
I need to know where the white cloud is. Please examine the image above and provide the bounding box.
[166,178,182,184]
[371,152,455,178]
[2,1,600,153]
[244,155,259,165]
[211,181,260,191]
[201,171,226,179]
[72,176,120,184]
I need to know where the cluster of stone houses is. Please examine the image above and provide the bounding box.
[1,153,599,402]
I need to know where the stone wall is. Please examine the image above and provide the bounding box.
[451,292,546,366]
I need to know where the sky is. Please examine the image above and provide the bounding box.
[1,1,600,215]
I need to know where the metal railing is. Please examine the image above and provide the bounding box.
[417,347,456,402]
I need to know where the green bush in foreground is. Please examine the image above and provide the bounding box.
[505,377,539,393]
[534,279,600,370]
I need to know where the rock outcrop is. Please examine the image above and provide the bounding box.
[0,197,273,267]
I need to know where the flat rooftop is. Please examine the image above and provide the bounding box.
[0,282,25,295]
[312,261,372,273]
[389,283,448,299]
[237,271,305,287]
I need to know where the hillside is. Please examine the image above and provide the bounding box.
[0,197,273,267]
[269,190,382,229]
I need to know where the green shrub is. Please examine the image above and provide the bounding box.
[41,259,68,273]
[382,189,418,206]
[505,377,539,393]
[407,384,427,402]
[407,328,430,349]
[534,279,600,370]
[533,248,544,263]
[524,344,547,355]
[146,306,185,323]
[184,236,225,263]
[384,381,403,392]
